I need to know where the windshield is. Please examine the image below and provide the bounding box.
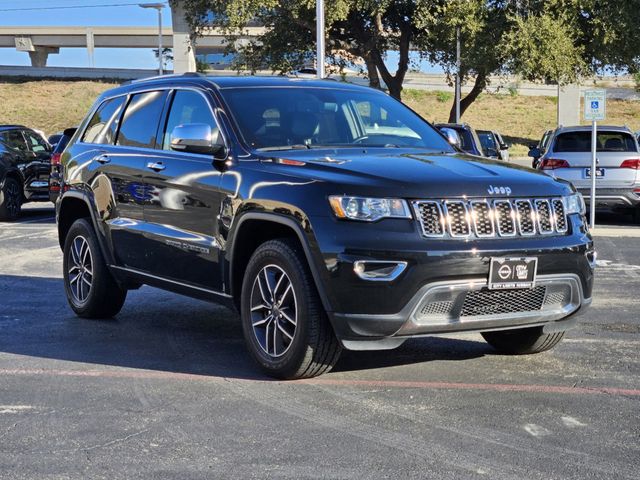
[553,131,638,153]
[219,86,454,152]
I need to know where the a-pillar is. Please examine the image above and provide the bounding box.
[170,1,196,73]
[28,46,60,67]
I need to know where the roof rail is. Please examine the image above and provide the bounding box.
[129,72,204,84]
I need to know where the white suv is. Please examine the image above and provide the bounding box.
[536,125,640,222]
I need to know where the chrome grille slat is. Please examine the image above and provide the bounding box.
[552,199,568,233]
[443,201,471,237]
[470,200,494,237]
[413,201,444,237]
[494,200,516,237]
[534,199,553,234]
[514,199,536,236]
[413,197,568,239]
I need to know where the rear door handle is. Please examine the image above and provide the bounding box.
[146,162,166,172]
[96,154,110,164]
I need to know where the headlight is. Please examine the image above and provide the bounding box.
[564,193,586,215]
[329,196,411,222]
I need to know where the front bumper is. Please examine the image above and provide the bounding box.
[331,274,591,350]
[309,214,595,349]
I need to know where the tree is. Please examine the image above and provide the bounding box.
[177,0,439,100]
[153,47,174,69]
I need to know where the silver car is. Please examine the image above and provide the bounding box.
[536,125,640,222]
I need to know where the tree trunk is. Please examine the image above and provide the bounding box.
[364,54,381,89]
[448,71,488,123]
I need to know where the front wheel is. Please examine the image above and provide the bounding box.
[0,177,22,221]
[63,218,127,318]
[240,239,341,379]
[481,326,564,355]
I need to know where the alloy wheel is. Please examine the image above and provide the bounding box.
[249,264,298,358]
[4,182,20,218]
[68,235,94,304]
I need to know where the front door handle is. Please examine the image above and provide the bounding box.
[146,162,166,172]
[96,154,111,164]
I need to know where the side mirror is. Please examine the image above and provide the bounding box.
[170,123,225,157]
[528,147,541,158]
[439,127,461,147]
[499,143,509,150]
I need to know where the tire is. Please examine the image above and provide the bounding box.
[632,208,640,224]
[0,177,22,221]
[62,218,127,318]
[481,326,564,355]
[240,238,341,379]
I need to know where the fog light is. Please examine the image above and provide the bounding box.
[353,261,407,281]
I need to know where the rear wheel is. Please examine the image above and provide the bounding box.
[63,218,127,318]
[240,238,341,379]
[481,326,564,355]
[0,177,22,221]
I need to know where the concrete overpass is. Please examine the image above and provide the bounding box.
[0,2,264,72]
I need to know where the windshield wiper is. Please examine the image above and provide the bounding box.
[256,144,311,152]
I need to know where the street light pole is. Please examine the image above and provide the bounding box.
[316,0,325,79]
[455,25,461,123]
[139,3,165,75]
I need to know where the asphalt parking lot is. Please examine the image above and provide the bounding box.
[1,204,639,479]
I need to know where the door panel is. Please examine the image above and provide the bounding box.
[141,89,225,290]
[142,152,224,289]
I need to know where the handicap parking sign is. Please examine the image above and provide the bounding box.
[584,90,606,121]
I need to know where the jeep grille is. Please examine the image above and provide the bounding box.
[413,198,569,238]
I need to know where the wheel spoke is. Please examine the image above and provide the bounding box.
[81,275,92,288]
[277,322,293,341]
[251,303,268,312]
[272,317,278,356]
[277,283,292,306]
[257,271,271,305]
[69,273,80,285]
[252,314,272,328]
[280,309,296,326]
[272,272,286,299]
[262,268,275,300]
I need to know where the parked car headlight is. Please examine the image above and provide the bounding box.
[329,196,411,222]
[564,193,586,215]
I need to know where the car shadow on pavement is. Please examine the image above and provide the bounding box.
[0,274,491,380]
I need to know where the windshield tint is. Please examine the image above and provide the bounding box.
[219,86,454,152]
[554,131,638,152]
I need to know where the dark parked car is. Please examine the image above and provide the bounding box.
[478,130,510,161]
[434,123,485,156]
[529,129,554,168]
[0,125,52,220]
[48,127,76,203]
[56,75,594,378]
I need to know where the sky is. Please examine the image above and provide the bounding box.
[0,0,440,73]
[0,0,172,69]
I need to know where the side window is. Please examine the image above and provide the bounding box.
[117,90,167,149]
[82,96,126,144]
[0,130,28,153]
[162,90,218,150]
[23,131,49,153]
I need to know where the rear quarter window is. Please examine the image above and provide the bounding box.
[82,96,126,144]
[117,91,168,149]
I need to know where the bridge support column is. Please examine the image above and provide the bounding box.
[28,46,60,67]
[170,1,196,73]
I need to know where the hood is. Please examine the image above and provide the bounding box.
[255,147,573,199]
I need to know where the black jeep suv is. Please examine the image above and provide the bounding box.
[1,125,52,220]
[56,75,595,378]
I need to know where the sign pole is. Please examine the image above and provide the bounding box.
[590,119,597,229]
[583,89,606,230]
[316,0,325,79]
